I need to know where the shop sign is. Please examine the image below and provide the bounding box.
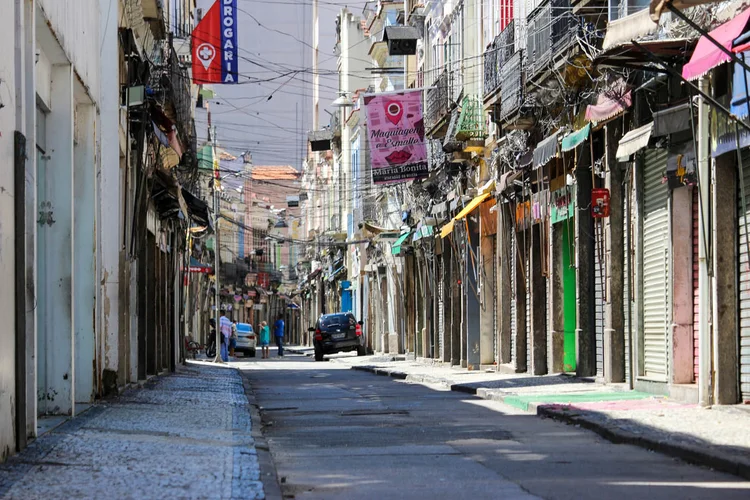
[551,187,576,224]
[591,188,610,218]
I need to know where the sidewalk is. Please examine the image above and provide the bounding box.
[287,346,750,480]
[0,364,270,499]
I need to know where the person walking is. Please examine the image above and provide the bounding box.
[274,314,285,357]
[229,319,238,358]
[259,321,270,359]
[219,310,231,362]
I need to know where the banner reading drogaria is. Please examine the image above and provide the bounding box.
[364,90,429,184]
[192,0,238,84]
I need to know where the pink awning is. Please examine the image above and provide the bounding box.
[682,9,750,81]
[585,90,632,123]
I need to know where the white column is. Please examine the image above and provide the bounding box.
[99,0,122,388]
[73,102,97,410]
[697,77,712,406]
[39,63,75,415]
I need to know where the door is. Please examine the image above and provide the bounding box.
[438,256,445,359]
[562,221,577,372]
[492,237,499,365]
[642,149,670,381]
[594,220,605,378]
[510,230,517,365]
[738,150,750,401]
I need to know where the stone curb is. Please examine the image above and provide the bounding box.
[239,370,284,500]
[348,364,750,481]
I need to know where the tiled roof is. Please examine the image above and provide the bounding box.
[250,165,301,181]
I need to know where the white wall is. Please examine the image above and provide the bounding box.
[38,0,100,103]
[99,0,123,386]
[0,0,18,462]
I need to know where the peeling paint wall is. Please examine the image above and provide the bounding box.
[0,0,18,461]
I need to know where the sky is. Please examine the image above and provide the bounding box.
[195,0,371,169]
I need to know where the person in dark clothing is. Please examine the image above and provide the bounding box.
[274,314,285,357]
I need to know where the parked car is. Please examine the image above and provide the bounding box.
[309,312,366,361]
[236,323,256,357]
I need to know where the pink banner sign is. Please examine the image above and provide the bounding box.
[364,90,428,184]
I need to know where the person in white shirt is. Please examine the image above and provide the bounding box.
[219,311,232,362]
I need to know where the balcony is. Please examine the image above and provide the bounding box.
[526,0,577,80]
[151,40,195,153]
[500,51,524,123]
[425,70,450,133]
[483,20,516,101]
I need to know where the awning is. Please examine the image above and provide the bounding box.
[439,220,455,239]
[595,39,694,71]
[602,8,659,51]
[561,124,591,152]
[413,225,434,241]
[616,122,653,159]
[732,52,750,119]
[498,171,523,194]
[585,89,632,123]
[455,193,491,221]
[533,132,560,169]
[682,8,750,81]
[650,0,719,22]
[391,232,413,255]
[653,103,692,136]
[363,221,400,235]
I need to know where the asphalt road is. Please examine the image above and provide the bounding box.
[240,353,750,500]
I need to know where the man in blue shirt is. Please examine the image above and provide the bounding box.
[274,314,285,357]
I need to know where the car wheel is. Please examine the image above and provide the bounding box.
[249,348,256,358]
[357,346,366,356]
[314,346,324,361]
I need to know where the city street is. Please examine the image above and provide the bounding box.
[242,352,750,500]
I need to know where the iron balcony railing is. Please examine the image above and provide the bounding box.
[500,51,524,122]
[151,40,195,152]
[526,0,576,80]
[483,20,516,100]
[425,70,450,131]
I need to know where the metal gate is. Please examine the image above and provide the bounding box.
[510,230,517,365]
[594,221,605,378]
[642,149,670,381]
[438,256,445,360]
[492,238,499,364]
[526,238,531,373]
[737,150,750,401]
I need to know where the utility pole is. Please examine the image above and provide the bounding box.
[213,125,223,363]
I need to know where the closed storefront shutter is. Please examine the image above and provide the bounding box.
[493,238,499,364]
[642,149,670,381]
[692,189,699,383]
[438,256,445,359]
[595,226,605,378]
[510,230,517,365]
[526,239,531,373]
[737,150,750,401]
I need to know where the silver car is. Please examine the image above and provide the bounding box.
[236,323,257,357]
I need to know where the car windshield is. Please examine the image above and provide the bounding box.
[320,314,354,328]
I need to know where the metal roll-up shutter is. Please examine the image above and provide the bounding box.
[642,149,670,381]
[526,239,531,373]
[438,256,445,360]
[624,174,633,383]
[595,225,605,378]
[493,238,499,364]
[510,230,517,365]
[692,189,699,383]
[737,150,750,401]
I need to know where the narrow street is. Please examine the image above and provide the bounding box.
[243,352,750,500]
